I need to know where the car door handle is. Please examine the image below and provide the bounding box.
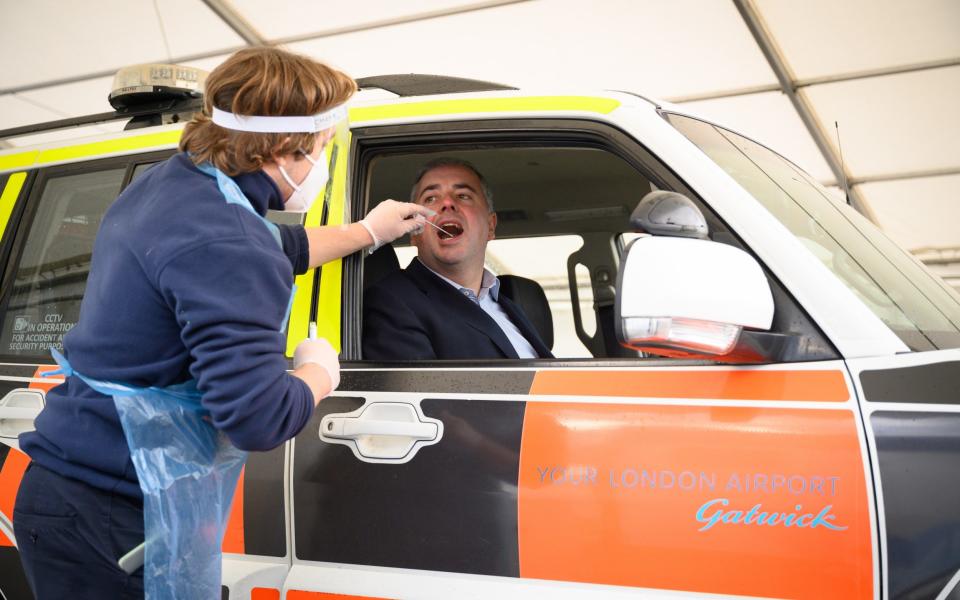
[319,401,444,462]
[0,389,46,450]
[324,417,437,440]
[0,407,42,420]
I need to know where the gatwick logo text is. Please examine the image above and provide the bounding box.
[695,498,848,532]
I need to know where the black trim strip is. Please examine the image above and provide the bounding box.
[861,361,960,404]
[355,74,515,96]
[0,365,48,378]
[242,445,286,557]
[0,98,202,140]
[339,368,535,395]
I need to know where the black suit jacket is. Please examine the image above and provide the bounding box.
[363,258,553,360]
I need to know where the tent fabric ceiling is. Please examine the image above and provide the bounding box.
[1,0,958,288]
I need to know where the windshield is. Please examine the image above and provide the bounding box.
[666,112,960,351]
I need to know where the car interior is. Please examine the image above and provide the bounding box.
[353,141,839,364]
[358,145,658,361]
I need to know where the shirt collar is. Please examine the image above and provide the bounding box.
[419,259,500,302]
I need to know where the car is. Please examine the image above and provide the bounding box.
[0,66,958,600]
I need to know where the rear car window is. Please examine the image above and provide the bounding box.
[0,167,125,356]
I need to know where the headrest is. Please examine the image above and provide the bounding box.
[499,274,553,350]
[363,244,400,290]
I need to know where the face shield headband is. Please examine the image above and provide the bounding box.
[211,104,348,133]
[212,103,350,214]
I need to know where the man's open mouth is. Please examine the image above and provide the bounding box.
[438,222,464,239]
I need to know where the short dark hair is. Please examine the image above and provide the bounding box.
[409,158,494,212]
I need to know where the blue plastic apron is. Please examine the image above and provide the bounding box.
[45,163,294,599]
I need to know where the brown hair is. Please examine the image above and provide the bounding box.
[180,47,356,176]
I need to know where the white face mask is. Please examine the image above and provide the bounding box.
[278,147,329,213]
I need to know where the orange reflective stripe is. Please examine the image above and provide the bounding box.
[530,369,849,401]
[0,366,61,545]
[518,403,872,598]
[0,366,62,546]
[252,588,280,600]
[29,365,62,393]
[222,467,245,554]
[0,448,30,546]
[286,592,392,599]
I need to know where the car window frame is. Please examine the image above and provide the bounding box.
[340,118,838,365]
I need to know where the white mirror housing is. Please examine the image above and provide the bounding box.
[617,236,774,358]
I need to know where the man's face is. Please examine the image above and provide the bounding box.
[411,164,496,275]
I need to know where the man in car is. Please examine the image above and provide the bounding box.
[363,158,553,360]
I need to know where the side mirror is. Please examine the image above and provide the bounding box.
[616,237,775,361]
[631,191,709,239]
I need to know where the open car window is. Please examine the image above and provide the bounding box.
[358,145,648,362]
[351,125,837,365]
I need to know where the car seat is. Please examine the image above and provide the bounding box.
[498,275,554,351]
[363,244,401,290]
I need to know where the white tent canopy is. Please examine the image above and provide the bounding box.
[2,0,958,288]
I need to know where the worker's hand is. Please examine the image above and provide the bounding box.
[294,337,340,392]
[359,200,436,251]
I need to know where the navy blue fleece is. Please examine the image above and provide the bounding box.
[21,152,313,499]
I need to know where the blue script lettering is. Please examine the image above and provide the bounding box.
[696,498,848,532]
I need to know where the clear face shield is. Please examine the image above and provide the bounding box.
[210,103,350,222]
[306,109,350,226]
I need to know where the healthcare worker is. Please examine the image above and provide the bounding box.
[13,47,430,599]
